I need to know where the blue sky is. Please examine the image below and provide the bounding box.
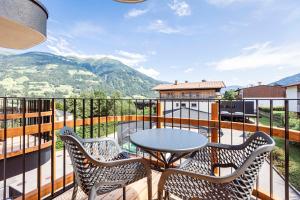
[18,0,300,86]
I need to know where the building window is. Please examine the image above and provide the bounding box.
[181,103,186,107]
[176,103,179,107]
[191,103,197,107]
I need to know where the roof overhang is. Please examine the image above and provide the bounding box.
[152,81,226,91]
[0,0,48,49]
[153,88,224,91]
[285,82,300,88]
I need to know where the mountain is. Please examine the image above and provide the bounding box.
[221,85,242,94]
[271,73,300,86]
[0,52,163,97]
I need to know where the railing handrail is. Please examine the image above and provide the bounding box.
[0,97,300,100]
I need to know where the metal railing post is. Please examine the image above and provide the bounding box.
[284,100,289,200]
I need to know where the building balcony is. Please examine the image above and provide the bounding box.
[0,97,299,200]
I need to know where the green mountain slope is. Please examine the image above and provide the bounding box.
[0,52,162,97]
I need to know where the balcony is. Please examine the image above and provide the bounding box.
[0,97,300,200]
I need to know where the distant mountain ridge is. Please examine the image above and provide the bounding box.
[0,52,163,97]
[271,73,300,86]
[221,85,242,93]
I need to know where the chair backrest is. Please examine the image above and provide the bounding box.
[60,127,95,194]
[60,126,83,142]
[229,131,274,169]
[228,132,275,199]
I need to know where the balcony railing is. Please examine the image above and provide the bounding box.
[0,97,300,199]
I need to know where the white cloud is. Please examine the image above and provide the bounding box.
[184,67,194,73]
[46,36,77,55]
[147,20,181,34]
[125,9,148,18]
[0,48,19,55]
[210,42,300,71]
[242,42,271,51]
[45,35,161,78]
[277,66,284,70]
[137,66,160,78]
[70,21,104,37]
[116,50,147,66]
[169,0,191,16]
[47,35,147,66]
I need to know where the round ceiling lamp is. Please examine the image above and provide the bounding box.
[114,0,145,3]
[0,0,48,49]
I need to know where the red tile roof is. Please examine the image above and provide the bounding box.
[152,81,226,91]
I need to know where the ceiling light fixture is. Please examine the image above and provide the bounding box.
[0,0,48,49]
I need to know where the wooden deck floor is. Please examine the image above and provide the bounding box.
[54,170,180,200]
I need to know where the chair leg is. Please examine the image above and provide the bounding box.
[123,187,126,200]
[165,191,169,200]
[147,175,152,200]
[88,185,97,200]
[72,182,78,200]
[157,189,163,200]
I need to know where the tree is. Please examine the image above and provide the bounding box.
[223,90,237,100]
[56,90,137,117]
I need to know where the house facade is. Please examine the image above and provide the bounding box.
[286,82,300,113]
[237,85,286,99]
[153,80,225,112]
[236,85,286,108]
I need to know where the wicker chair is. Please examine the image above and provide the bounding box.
[60,127,152,200]
[158,131,275,200]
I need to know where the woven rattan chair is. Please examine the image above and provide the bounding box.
[158,131,275,200]
[60,127,152,200]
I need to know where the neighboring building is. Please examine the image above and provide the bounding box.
[236,84,286,108]
[286,82,300,113]
[237,85,286,99]
[154,80,225,99]
[153,80,225,112]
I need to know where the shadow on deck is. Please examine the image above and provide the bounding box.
[54,170,177,200]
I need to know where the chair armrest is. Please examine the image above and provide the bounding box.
[159,168,233,188]
[207,142,243,150]
[190,145,243,169]
[100,157,151,171]
[88,156,152,178]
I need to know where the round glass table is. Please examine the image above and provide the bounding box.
[130,128,208,169]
